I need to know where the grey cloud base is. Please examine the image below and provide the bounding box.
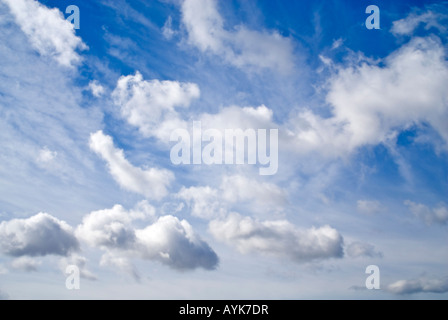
[0,213,79,257]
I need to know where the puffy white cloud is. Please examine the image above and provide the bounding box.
[357,200,384,216]
[200,105,275,131]
[404,201,448,226]
[387,276,448,295]
[77,204,219,272]
[1,0,86,67]
[178,174,287,219]
[178,186,224,220]
[89,131,174,200]
[346,241,383,258]
[136,215,219,271]
[209,213,343,263]
[76,204,139,250]
[289,36,448,157]
[112,72,200,140]
[181,0,295,73]
[220,175,287,209]
[10,256,41,272]
[0,213,79,257]
[88,80,105,98]
[391,11,447,36]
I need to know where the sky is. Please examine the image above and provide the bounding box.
[0,0,447,300]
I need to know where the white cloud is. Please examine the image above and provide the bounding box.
[181,0,295,73]
[77,204,219,272]
[209,213,343,263]
[357,200,384,216]
[76,204,138,250]
[88,80,105,98]
[387,276,448,295]
[136,215,219,271]
[405,201,448,226]
[346,241,383,258]
[0,213,79,257]
[178,186,224,220]
[289,36,448,157]
[36,146,57,164]
[391,11,447,36]
[200,105,275,131]
[220,175,287,214]
[1,0,87,67]
[162,16,176,40]
[89,131,174,200]
[112,72,200,140]
[178,174,287,220]
[10,256,41,272]
[100,252,140,281]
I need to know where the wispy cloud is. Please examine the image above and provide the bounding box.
[387,276,448,295]
[89,131,174,200]
[180,0,296,74]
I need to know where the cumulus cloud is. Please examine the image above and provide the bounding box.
[199,105,276,133]
[77,204,219,273]
[112,72,200,140]
[10,256,41,272]
[387,276,448,295]
[136,215,219,271]
[391,11,447,36]
[89,131,174,200]
[88,80,105,98]
[178,186,224,220]
[181,0,295,73]
[1,0,86,67]
[0,213,79,257]
[289,36,448,157]
[209,213,343,263]
[346,241,383,258]
[178,174,287,219]
[404,201,448,226]
[76,204,140,250]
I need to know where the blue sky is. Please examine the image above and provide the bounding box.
[0,0,447,299]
